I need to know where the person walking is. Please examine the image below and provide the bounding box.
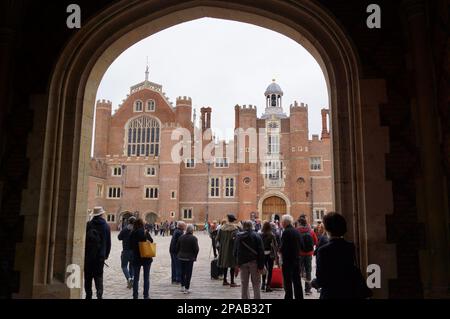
[118,216,136,289]
[314,222,329,255]
[217,214,240,287]
[209,221,219,259]
[279,214,303,300]
[297,214,318,295]
[170,221,176,236]
[260,221,279,292]
[84,207,111,299]
[234,221,264,299]
[130,218,154,299]
[176,224,199,294]
[170,221,186,285]
[314,212,372,299]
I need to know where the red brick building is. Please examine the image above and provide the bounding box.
[88,72,332,229]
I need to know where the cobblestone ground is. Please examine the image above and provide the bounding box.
[101,231,319,299]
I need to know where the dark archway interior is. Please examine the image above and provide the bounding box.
[0,0,448,300]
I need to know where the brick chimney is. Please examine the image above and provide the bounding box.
[201,107,212,131]
[321,108,330,139]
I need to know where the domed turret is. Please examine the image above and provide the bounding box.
[265,80,284,96]
[262,79,287,119]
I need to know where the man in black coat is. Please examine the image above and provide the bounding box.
[84,207,111,299]
[279,214,304,300]
[169,221,186,284]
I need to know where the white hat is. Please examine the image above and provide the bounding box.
[91,207,105,217]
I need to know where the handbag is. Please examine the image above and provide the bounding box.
[139,240,156,258]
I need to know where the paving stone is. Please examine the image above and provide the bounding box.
[97,232,319,299]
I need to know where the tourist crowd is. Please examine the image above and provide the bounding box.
[84,208,371,300]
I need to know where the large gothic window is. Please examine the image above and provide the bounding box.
[126,116,160,157]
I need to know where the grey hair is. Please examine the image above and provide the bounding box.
[177,221,186,229]
[281,214,293,226]
[186,224,194,234]
[242,220,253,231]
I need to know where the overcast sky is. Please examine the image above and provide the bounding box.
[96,18,329,140]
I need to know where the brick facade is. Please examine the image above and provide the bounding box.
[88,78,332,229]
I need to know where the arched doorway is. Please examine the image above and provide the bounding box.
[262,196,287,222]
[145,212,159,224]
[36,0,374,299]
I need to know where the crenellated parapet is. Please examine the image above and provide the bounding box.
[96,99,112,110]
[290,101,308,112]
[176,96,193,107]
[237,104,258,115]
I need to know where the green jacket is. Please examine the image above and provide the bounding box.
[217,223,240,268]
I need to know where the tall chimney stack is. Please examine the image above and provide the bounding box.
[321,108,330,139]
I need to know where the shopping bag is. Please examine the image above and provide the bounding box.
[139,241,156,258]
[271,267,283,288]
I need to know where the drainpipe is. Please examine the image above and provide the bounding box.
[310,177,314,221]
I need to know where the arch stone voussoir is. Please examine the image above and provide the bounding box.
[28,0,390,299]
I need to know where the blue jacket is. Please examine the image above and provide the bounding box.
[118,225,133,251]
[169,228,184,254]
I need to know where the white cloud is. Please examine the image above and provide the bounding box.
[96,17,328,139]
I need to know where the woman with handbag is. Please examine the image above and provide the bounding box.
[130,218,154,299]
[260,221,278,292]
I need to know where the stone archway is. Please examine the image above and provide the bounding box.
[30,0,388,299]
[118,211,133,227]
[262,196,287,222]
[145,212,159,224]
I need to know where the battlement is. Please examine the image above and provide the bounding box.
[176,96,193,106]
[97,99,112,105]
[237,104,257,113]
[290,101,308,111]
[96,99,112,110]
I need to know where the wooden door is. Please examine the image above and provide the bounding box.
[262,196,286,221]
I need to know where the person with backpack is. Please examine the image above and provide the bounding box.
[84,207,111,299]
[233,220,264,299]
[297,214,318,295]
[130,218,154,299]
[118,216,136,289]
